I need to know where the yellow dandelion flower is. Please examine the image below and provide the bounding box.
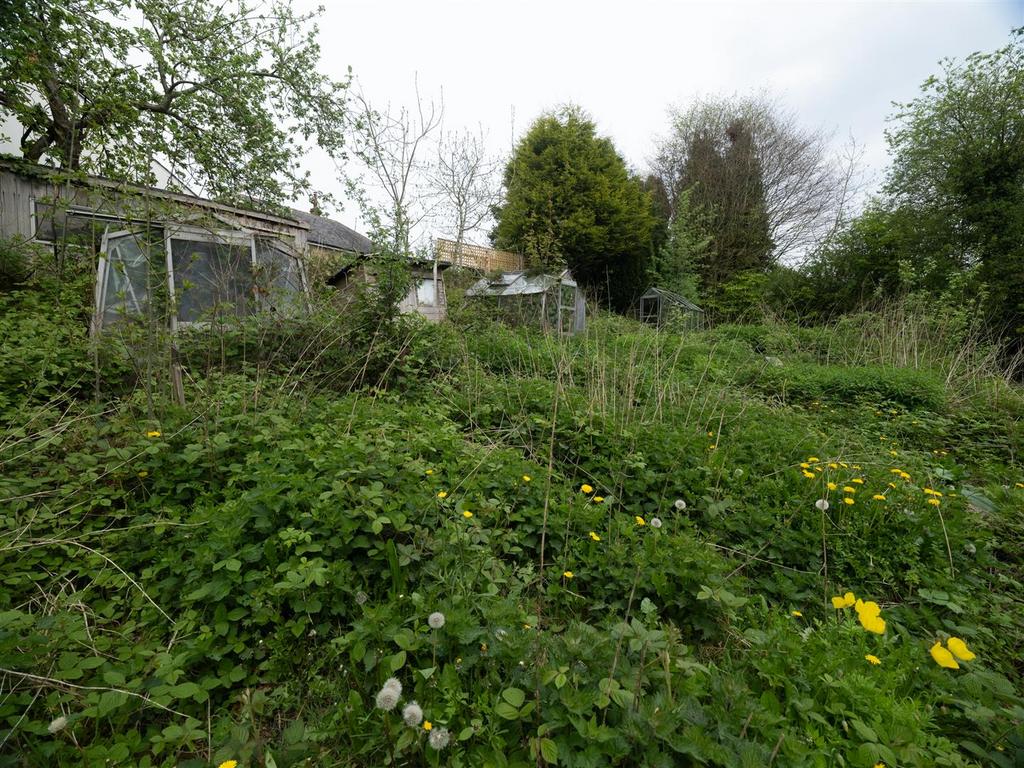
[807,456,820,463]
[852,478,864,484]
[522,475,531,482]
[800,462,811,469]
[580,484,594,494]
[927,498,940,507]
[946,637,975,661]
[828,462,839,469]
[814,466,823,472]
[874,763,886,768]
[865,654,881,665]
[930,642,959,670]
[888,482,897,489]
[437,491,448,499]
[426,469,434,475]
[889,450,899,457]
[839,462,849,468]
[899,471,911,480]
[852,465,862,470]
[923,487,941,496]
[589,531,601,542]
[423,720,433,731]
[218,761,238,768]
[827,481,838,491]
[138,470,148,478]
[708,443,717,450]
[635,516,646,526]
[1016,482,1024,489]
[843,497,855,505]
[462,510,473,518]
[791,610,803,617]
[802,470,816,479]
[707,431,714,437]
[146,430,161,438]
[872,494,886,501]
[593,496,604,503]
[842,486,856,493]
[890,468,903,475]
[563,571,574,579]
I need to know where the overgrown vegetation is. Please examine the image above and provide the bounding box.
[1,261,1022,767]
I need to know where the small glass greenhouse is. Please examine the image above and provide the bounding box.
[638,287,705,331]
[465,270,586,335]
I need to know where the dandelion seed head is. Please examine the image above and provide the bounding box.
[428,612,446,629]
[428,727,451,750]
[814,499,829,511]
[402,701,423,727]
[674,499,687,511]
[382,677,402,694]
[375,687,400,711]
[355,590,368,605]
[650,517,662,529]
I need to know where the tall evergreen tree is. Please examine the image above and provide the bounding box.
[492,107,658,312]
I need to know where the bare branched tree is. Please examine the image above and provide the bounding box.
[652,93,864,262]
[346,79,443,254]
[429,126,501,261]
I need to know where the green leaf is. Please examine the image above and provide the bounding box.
[540,737,558,764]
[501,687,525,707]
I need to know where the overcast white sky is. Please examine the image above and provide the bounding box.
[3,0,1021,242]
[307,0,1022,236]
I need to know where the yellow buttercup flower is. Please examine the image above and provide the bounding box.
[593,496,604,503]
[634,516,646,526]
[425,469,434,475]
[580,484,593,494]
[927,498,940,506]
[423,720,433,731]
[856,600,885,634]
[437,491,448,499]
[146,430,161,438]
[930,642,959,669]
[946,637,975,661]
[462,510,473,518]
[218,761,238,768]
[563,571,574,579]
[830,591,856,609]
[589,531,601,541]
[865,654,881,665]
[522,475,531,482]
[791,610,803,617]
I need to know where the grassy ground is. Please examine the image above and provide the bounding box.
[1,288,1022,767]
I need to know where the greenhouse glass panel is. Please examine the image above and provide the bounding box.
[170,235,254,322]
[99,231,151,326]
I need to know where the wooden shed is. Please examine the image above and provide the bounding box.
[0,157,328,333]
